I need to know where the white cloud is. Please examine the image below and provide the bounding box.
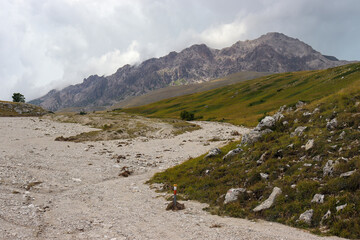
[199,21,247,49]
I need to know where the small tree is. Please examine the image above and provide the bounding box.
[12,93,25,103]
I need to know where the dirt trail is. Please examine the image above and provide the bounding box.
[0,117,344,240]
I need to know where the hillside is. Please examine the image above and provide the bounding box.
[111,71,270,109]
[124,63,360,126]
[0,101,48,117]
[29,32,352,111]
[150,78,360,239]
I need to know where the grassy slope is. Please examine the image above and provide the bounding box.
[123,63,360,127]
[111,71,270,109]
[150,79,360,238]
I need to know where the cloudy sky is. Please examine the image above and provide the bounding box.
[1,0,359,101]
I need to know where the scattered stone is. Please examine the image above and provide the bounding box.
[326,118,338,130]
[230,130,240,136]
[313,108,320,114]
[303,112,312,116]
[257,152,268,164]
[323,160,336,176]
[254,116,275,131]
[304,139,314,151]
[72,178,82,182]
[166,201,185,211]
[338,131,346,140]
[304,163,312,167]
[287,143,294,148]
[311,194,325,204]
[260,173,269,180]
[24,181,42,190]
[296,101,306,109]
[298,209,313,225]
[223,148,242,160]
[204,148,222,159]
[119,166,133,177]
[336,203,347,212]
[282,121,289,126]
[253,187,282,212]
[313,155,322,161]
[320,210,331,225]
[291,126,307,137]
[340,170,356,178]
[273,112,284,122]
[291,184,296,189]
[224,188,246,204]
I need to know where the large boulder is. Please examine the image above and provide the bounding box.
[254,116,275,131]
[204,148,221,159]
[298,209,313,225]
[224,188,246,204]
[253,187,282,212]
[223,148,242,160]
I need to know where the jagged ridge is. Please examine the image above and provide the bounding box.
[30,32,352,111]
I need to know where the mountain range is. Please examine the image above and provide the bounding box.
[29,32,353,111]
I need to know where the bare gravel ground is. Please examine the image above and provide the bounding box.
[0,117,345,240]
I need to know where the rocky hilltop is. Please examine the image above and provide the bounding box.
[0,101,48,117]
[30,32,352,111]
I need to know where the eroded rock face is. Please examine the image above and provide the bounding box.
[224,188,246,204]
[298,209,313,225]
[253,187,282,212]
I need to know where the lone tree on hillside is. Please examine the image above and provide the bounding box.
[12,93,25,103]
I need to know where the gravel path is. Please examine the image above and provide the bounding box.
[0,117,345,240]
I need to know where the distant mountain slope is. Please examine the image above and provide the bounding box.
[123,63,360,126]
[30,32,353,111]
[111,71,270,109]
[0,101,48,117]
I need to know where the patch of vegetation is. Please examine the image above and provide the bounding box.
[123,63,360,127]
[45,111,201,142]
[149,81,360,239]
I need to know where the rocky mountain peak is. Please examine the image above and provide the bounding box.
[30,32,355,111]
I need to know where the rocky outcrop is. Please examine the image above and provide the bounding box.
[30,32,353,111]
[0,101,48,117]
[253,187,282,212]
